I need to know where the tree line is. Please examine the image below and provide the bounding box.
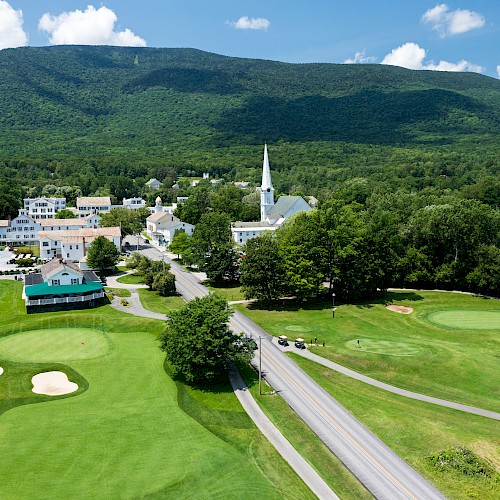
[172,191,500,299]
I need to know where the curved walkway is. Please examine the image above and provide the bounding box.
[276,340,500,421]
[106,271,167,320]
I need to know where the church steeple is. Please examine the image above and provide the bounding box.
[260,144,275,222]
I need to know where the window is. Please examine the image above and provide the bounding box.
[42,242,49,247]
[71,278,79,285]
[52,279,60,286]
[62,272,69,276]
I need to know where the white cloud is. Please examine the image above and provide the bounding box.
[381,42,484,73]
[228,16,270,30]
[0,0,28,49]
[425,59,484,73]
[381,42,426,70]
[422,4,485,37]
[38,5,146,46]
[344,49,376,64]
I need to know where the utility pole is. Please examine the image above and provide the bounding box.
[259,336,262,396]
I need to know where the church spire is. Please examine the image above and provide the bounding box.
[260,144,275,222]
[261,143,273,191]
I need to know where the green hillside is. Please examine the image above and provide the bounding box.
[0,45,499,194]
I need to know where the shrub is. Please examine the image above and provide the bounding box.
[427,446,497,480]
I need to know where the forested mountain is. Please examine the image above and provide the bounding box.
[0,45,499,199]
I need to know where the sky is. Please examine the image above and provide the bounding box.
[1,1,499,79]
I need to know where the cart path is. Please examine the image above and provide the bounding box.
[229,370,338,500]
[278,341,500,421]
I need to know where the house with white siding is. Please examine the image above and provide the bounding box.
[146,212,194,247]
[0,212,100,246]
[23,197,67,220]
[38,227,121,262]
[23,258,104,313]
[76,197,112,218]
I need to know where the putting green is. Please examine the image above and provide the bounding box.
[0,328,110,362]
[285,325,311,333]
[345,338,424,356]
[428,310,500,330]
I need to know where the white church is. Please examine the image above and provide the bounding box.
[231,145,311,245]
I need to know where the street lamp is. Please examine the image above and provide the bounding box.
[332,292,336,318]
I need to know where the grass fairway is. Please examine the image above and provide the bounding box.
[0,280,312,499]
[289,354,500,500]
[236,291,500,412]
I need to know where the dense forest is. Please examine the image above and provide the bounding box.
[0,46,498,296]
[0,45,499,202]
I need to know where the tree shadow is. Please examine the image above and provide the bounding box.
[354,291,424,309]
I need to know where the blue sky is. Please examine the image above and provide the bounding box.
[1,1,499,78]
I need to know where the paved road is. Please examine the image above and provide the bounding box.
[280,342,500,421]
[229,370,338,500]
[157,246,444,500]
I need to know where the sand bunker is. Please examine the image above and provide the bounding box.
[386,304,413,314]
[32,371,78,396]
[0,367,3,375]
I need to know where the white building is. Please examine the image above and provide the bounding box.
[0,211,100,246]
[76,197,112,218]
[231,145,311,245]
[121,197,147,210]
[24,258,104,313]
[38,227,121,262]
[145,178,162,190]
[23,197,66,220]
[146,212,194,247]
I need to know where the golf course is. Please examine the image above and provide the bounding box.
[237,290,500,412]
[0,280,312,499]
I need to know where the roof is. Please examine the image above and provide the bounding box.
[25,281,103,298]
[232,221,278,230]
[146,178,162,186]
[77,197,111,207]
[24,274,44,286]
[41,258,82,279]
[267,196,308,217]
[147,212,179,223]
[40,218,86,227]
[38,227,121,243]
[83,271,100,282]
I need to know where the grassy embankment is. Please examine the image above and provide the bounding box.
[235,291,500,412]
[288,354,500,500]
[0,280,313,499]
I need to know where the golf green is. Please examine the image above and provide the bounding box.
[345,338,424,356]
[0,328,110,362]
[427,310,500,329]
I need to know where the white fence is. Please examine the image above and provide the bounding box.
[26,291,104,307]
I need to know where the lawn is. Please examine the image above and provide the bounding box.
[137,289,186,314]
[0,280,312,499]
[289,354,500,500]
[207,283,246,302]
[236,291,500,412]
[105,287,131,298]
[115,273,144,285]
